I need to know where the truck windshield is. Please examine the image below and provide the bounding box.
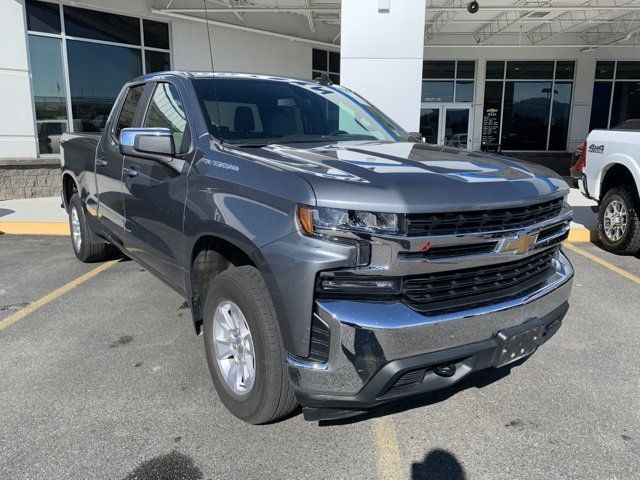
[192,77,408,145]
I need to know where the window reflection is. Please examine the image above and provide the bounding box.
[420,108,439,144]
[501,82,552,150]
[422,81,453,102]
[28,35,68,154]
[611,81,640,127]
[67,40,142,132]
[549,82,572,150]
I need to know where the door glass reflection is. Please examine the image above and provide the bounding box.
[420,108,439,144]
[444,109,469,149]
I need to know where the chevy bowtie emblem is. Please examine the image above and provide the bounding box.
[499,231,538,254]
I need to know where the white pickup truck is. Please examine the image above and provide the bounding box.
[579,119,640,254]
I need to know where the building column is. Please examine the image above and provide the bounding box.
[0,0,37,159]
[340,0,426,133]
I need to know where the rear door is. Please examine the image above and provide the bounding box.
[95,83,146,245]
[122,81,192,289]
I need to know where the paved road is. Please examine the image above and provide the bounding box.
[0,235,638,480]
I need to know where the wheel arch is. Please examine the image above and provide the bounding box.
[599,162,639,203]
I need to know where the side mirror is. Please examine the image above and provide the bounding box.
[408,132,425,143]
[119,128,175,159]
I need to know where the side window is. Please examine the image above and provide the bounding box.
[115,84,144,139]
[144,82,189,153]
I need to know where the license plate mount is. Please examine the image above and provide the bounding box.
[495,325,544,368]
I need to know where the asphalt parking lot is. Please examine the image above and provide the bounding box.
[1,235,639,480]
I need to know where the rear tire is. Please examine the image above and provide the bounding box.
[597,186,640,255]
[203,266,297,424]
[68,194,108,262]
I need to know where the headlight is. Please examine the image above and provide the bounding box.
[298,205,400,236]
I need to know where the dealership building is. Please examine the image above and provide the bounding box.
[2,0,640,200]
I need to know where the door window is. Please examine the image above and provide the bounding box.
[143,83,189,153]
[115,84,145,138]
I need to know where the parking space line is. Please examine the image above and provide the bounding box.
[0,260,119,332]
[372,417,404,480]
[564,242,640,285]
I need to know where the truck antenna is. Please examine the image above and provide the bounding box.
[203,0,224,146]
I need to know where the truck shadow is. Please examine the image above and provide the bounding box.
[320,359,524,426]
[0,208,14,218]
[411,449,466,480]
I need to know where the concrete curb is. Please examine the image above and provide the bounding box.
[0,221,598,243]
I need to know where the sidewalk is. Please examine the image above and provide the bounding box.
[0,190,598,241]
[0,197,69,235]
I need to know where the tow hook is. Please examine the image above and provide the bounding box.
[433,363,457,377]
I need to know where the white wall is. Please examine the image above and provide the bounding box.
[0,0,37,159]
[340,0,426,132]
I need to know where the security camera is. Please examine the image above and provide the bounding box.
[467,1,479,13]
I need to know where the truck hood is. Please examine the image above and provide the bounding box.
[228,141,568,213]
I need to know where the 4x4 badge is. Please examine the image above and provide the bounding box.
[498,230,539,254]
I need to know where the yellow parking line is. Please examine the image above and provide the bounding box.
[0,221,70,236]
[563,242,640,285]
[373,417,404,480]
[0,260,119,332]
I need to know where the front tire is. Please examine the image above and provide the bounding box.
[597,186,640,255]
[203,266,297,424]
[68,194,108,262]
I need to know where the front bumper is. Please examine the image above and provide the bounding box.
[287,251,573,421]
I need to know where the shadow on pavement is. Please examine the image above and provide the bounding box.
[411,449,466,480]
[571,205,597,230]
[321,359,524,426]
[0,208,14,218]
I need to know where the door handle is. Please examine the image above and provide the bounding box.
[96,158,108,167]
[123,167,138,178]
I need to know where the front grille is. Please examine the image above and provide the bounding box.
[406,198,564,236]
[402,248,558,315]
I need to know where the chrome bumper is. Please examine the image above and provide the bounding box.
[288,251,573,398]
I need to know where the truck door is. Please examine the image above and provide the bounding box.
[95,83,146,246]
[122,81,191,290]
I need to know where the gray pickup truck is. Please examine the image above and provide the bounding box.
[60,72,574,423]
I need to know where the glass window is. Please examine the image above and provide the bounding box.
[192,78,407,143]
[115,84,145,138]
[456,61,475,79]
[501,81,552,150]
[28,35,68,155]
[420,108,439,144]
[67,40,142,132]
[615,62,640,80]
[423,61,455,79]
[143,83,189,153]
[143,20,170,50]
[610,81,640,127]
[506,61,555,79]
[421,81,454,102]
[549,82,572,150]
[312,49,327,71]
[455,81,474,102]
[329,51,340,73]
[595,61,615,79]
[555,61,575,80]
[329,73,340,85]
[26,0,61,34]
[28,36,67,122]
[145,51,171,74]
[589,82,612,131]
[486,61,505,79]
[64,6,140,45]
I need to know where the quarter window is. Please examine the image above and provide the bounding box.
[115,85,145,138]
[144,83,189,153]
